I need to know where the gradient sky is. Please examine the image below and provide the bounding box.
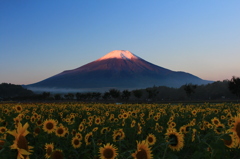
[1,0,240,85]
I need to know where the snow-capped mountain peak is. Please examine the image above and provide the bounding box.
[97,50,139,61]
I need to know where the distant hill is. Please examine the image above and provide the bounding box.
[0,83,34,98]
[26,50,213,92]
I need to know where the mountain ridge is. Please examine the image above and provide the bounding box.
[26,50,212,92]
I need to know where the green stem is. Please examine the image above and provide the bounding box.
[162,143,169,159]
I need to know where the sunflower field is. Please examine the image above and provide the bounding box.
[1,102,240,159]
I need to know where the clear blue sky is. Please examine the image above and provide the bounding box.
[1,0,240,85]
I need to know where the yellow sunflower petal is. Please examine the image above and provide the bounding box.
[19,123,29,136]
[10,144,18,149]
[17,123,23,133]
[28,146,34,152]
[18,148,32,155]
[8,130,17,137]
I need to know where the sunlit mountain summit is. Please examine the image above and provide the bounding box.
[26,50,212,92]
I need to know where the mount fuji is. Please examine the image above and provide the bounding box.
[26,50,212,92]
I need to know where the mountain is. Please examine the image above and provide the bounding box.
[26,50,212,92]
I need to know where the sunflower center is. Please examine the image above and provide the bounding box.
[57,128,64,134]
[51,150,64,159]
[216,126,223,133]
[96,119,100,124]
[148,137,153,143]
[88,135,92,143]
[0,128,6,133]
[236,123,240,138]
[214,120,219,124]
[17,135,28,151]
[46,122,54,130]
[74,139,79,145]
[224,139,232,146]
[115,134,121,141]
[136,148,147,159]
[102,129,107,134]
[37,120,42,125]
[34,127,40,134]
[169,134,178,146]
[103,148,114,158]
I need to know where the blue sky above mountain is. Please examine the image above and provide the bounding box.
[0,1,240,84]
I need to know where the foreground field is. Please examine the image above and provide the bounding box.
[0,102,240,159]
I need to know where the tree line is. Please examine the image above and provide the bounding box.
[1,76,240,102]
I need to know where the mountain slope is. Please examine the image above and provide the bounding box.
[26,50,212,91]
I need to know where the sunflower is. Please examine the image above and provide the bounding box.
[207,123,213,129]
[13,117,21,127]
[131,120,136,128]
[97,139,103,146]
[221,115,226,120]
[132,140,153,159]
[132,111,137,118]
[55,125,68,137]
[155,123,163,133]
[76,132,83,140]
[43,119,58,134]
[153,115,159,121]
[109,117,114,123]
[190,119,196,126]
[214,123,225,134]
[226,113,233,119]
[137,123,142,134]
[168,121,176,128]
[165,129,184,151]
[3,108,9,114]
[146,134,156,146]
[95,117,101,125]
[228,119,233,127]
[179,124,191,134]
[191,109,197,116]
[211,117,220,125]
[88,116,93,121]
[30,116,36,123]
[85,132,93,145]
[25,115,30,120]
[49,109,54,113]
[78,123,85,132]
[45,143,54,159]
[51,149,64,159]
[8,122,33,159]
[0,126,7,134]
[88,121,93,126]
[121,119,125,126]
[105,111,109,117]
[15,105,23,113]
[232,114,240,143]
[99,143,118,159]
[71,136,82,149]
[36,119,43,126]
[113,129,125,142]
[122,112,129,119]
[93,127,99,132]
[71,129,77,136]
[222,130,239,148]
[101,127,109,134]
[191,128,197,142]
[33,127,41,136]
